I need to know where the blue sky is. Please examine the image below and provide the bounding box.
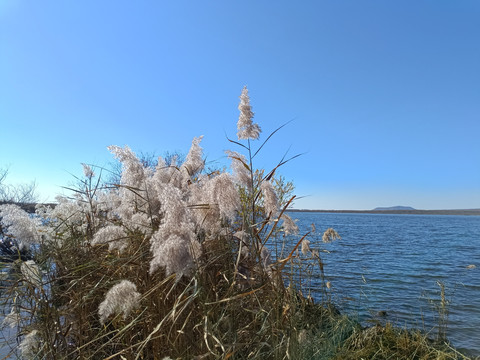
[1,1,479,210]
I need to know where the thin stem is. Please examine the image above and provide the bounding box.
[247,139,259,257]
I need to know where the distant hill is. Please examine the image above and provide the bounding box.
[373,206,415,211]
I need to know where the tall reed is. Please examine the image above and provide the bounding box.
[0,87,341,359]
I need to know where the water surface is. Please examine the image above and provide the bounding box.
[285,212,480,356]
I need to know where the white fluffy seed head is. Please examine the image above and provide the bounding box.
[82,163,95,178]
[2,306,20,328]
[301,239,311,256]
[206,173,240,222]
[98,280,141,325]
[322,228,341,243]
[280,214,299,235]
[92,225,128,252]
[0,204,41,249]
[108,145,149,188]
[149,184,202,277]
[182,136,204,177]
[149,233,198,277]
[237,87,261,140]
[226,150,251,188]
[260,180,278,219]
[21,260,42,288]
[19,330,39,359]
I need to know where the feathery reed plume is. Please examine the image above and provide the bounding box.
[19,330,39,359]
[91,225,128,252]
[182,135,205,177]
[3,306,20,329]
[237,86,261,140]
[0,204,41,249]
[48,195,89,233]
[108,145,152,188]
[82,163,95,179]
[149,232,198,277]
[21,260,42,288]
[301,238,311,256]
[260,180,278,219]
[107,145,153,220]
[226,150,251,188]
[322,227,341,243]
[281,213,299,235]
[201,172,240,224]
[98,280,141,325]
[149,185,200,276]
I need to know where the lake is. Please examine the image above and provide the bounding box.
[284,211,480,357]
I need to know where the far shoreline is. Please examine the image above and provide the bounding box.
[2,202,479,216]
[288,208,480,216]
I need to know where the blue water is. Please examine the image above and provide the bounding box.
[284,212,480,356]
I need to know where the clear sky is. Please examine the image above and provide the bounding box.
[1,1,479,210]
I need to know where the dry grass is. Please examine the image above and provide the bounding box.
[333,322,472,360]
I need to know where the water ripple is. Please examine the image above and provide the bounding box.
[284,212,480,355]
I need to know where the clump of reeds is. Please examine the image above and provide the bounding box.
[0,87,473,360]
[0,87,342,359]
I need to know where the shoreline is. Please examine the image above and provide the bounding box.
[3,202,479,216]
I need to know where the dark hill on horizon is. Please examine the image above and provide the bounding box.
[373,206,416,211]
